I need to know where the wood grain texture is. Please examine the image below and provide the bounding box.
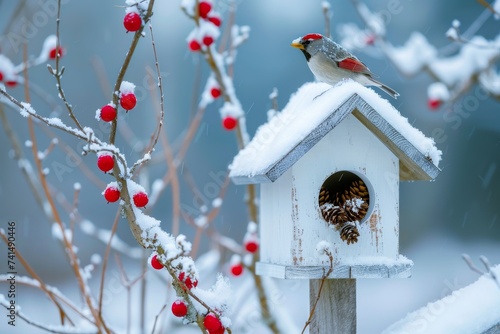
[310,279,356,334]
[256,261,412,279]
[230,93,440,185]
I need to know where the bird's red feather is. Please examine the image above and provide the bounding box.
[338,57,369,73]
[302,33,323,41]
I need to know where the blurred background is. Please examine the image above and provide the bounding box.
[0,0,499,333]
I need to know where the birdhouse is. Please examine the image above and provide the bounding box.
[229,81,441,279]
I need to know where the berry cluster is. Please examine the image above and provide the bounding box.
[102,181,149,208]
[97,81,137,123]
[229,223,259,277]
[187,1,221,52]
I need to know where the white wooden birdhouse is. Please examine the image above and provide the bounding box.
[229,81,441,279]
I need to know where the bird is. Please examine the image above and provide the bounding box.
[291,33,399,99]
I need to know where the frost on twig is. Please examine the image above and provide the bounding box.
[338,0,500,105]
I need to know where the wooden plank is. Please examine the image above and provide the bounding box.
[310,279,356,334]
[255,261,413,279]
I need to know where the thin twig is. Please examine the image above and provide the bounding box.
[478,0,500,16]
[0,231,73,326]
[51,0,84,132]
[109,0,156,145]
[0,301,97,334]
[301,249,334,334]
[151,304,167,334]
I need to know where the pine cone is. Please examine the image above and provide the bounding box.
[318,187,330,208]
[320,203,348,226]
[331,179,369,222]
[339,222,360,245]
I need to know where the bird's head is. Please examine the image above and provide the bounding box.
[291,33,325,61]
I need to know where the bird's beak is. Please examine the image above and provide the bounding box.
[290,38,304,50]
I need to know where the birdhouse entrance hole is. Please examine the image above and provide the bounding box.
[318,171,372,225]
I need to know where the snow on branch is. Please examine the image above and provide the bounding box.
[339,0,500,107]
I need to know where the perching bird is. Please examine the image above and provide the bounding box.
[291,33,399,99]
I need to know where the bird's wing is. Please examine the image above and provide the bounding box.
[338,57,372,75]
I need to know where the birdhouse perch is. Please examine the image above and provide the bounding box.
[229,81,441,279]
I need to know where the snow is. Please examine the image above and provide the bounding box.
[73,182,81,191]
[0,55,17,83]
[427,82,450,101]
[229,81,442,178]
[180,0,196,16]
[192,274,233,325]
[343,254,413,267]
[20,102,36,117]
[382,265,500,334]
[186,19,220,49]
[24,140,33,148]
[212,197,223,208]
[316,240,332,255]
[494,0,500,19]
[385,32,438,76]
[38,35,58,63]
[119,81,136,95]
[51,223,72,243]
[125,0,150,13]
[269,87,278,100]
[429,35,500,87]
[220,101,244,119]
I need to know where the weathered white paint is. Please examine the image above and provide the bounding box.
[260,114,401,275]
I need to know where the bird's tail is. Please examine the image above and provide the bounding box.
[370,77,399,99]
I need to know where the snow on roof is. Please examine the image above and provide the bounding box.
[229,81,441,183]
[382,265,500,334]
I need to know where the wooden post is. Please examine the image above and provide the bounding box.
[310,279,356,333]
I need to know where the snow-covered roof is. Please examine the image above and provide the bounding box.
[229,81,441,184]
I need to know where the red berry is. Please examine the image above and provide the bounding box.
[0,71,4,81]
[5,80,17,88]
[189,39,201,52]
[428,99,441,110]
[198,1,212,19]
[365,34,376,45]
[171,300,188,317]
[178,272,198,290]
[222,116,237,131]
[245,240,258,253]
[209,326,225,334]
[230,263,243,276]
[120,93,137,110]
[104,186,120,203]
[49,46,64,59]
[123,12,142,32]
[204,313,221,331]
[151,254,163,270]
[208,16,222,27]
[97,154,114,173]
[133,191,149,208]
[203,36,214,46]
[210,87,221,98]
[100,105,117,122]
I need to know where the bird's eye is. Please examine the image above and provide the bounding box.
[303,40,311,46]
